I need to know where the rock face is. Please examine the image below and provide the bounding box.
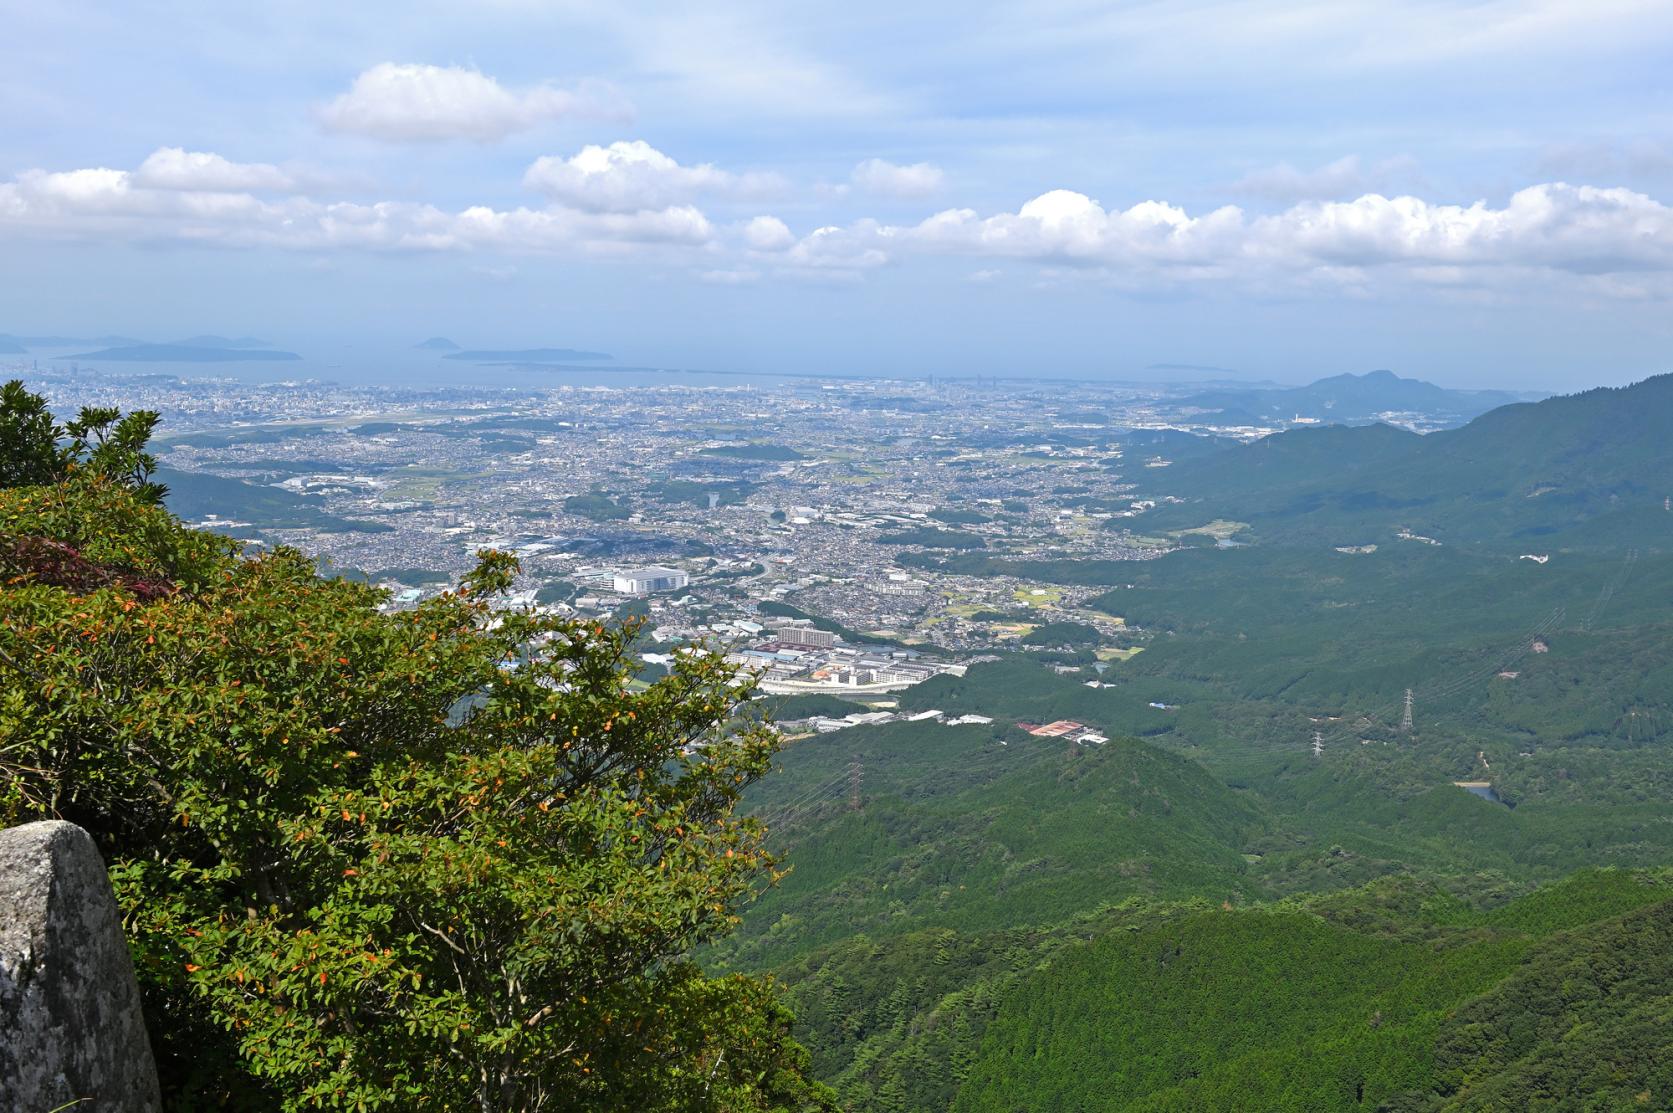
[0,820,162,1112]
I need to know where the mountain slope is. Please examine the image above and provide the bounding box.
[953,871,1672,1113]
[716,722,1264,972]
[1389,893,1673,1110]
[1139,373,1673,548]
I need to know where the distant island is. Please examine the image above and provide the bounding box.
[61,344,302,363]
[415,337,461,351]
[443,348,612,363]
[0,334,26,354]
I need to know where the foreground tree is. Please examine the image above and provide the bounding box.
[0,383,830,1111]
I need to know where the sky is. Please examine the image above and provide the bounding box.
[3,0,1673,389]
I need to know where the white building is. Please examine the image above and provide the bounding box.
[612,566,690,595]
[775,623,839,649]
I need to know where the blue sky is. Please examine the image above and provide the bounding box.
[4,1,1673,388]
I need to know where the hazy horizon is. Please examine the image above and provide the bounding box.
[6,1,1673,391]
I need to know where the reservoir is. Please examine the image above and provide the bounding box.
[1454,781,1507,805]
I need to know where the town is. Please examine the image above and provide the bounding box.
[11,357,1467,704]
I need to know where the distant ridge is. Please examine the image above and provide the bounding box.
[415,337,461,351]
[1137,372,1673,548]
[1175,369,1534,428]
[60,344,301,363]
[443,347,612,363]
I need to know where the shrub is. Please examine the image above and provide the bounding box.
[0,384,830,1112]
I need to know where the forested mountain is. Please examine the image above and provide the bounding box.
[1175,369,1528,428]
[956,871,1673,1112]
[731,375,1673,1110]
[1139,373,1673,548]
[718,725,1262,971]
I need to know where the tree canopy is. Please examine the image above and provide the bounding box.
[0,382,830,1112]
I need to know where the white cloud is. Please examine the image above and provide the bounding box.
[0,155,714,255]
[523,140,785,213]
[893,189,1245,269]
[784,221,893,274]
[1259,186,1673,273]
[5,145,1673,301]
[851,158,945,198]
[742,215,794,251]
[778,183,1673,290]
[319,63,627,142]
[133,148,297,193]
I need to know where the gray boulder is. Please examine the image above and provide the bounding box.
[0,820,162,1112]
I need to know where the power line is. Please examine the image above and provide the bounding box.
[759,780,849,832]
[754,771,851,827]
[1584,549,1638,630]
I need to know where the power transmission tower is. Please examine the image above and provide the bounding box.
[1311,731,1324,758]
[848,758,863,811]
[1400,689,1414,734]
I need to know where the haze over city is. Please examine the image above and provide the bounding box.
[10,4,1673,1112]
[6,1,1673,389]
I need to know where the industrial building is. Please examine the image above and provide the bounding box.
[774,622,839,649]
[611,566,690,595]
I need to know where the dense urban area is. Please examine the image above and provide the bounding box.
[14,355,1509,716]
[10,348,1673,1112]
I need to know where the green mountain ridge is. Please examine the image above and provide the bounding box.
[736,376,1673,1110]
[720,725,1263,973]
[1141,373,1673,548]
[955,870,1673,1112]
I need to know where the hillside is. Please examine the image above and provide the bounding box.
[1138,373,1673,548]
[735,523,1673,1108]
[159,467,391,533]
[953,871,1672,1113]
[716,722,1264,972]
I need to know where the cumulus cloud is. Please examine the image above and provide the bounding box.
[133,148,298,193]
[850,158,945,198]
[320,63,627,142]
[776,183,1673,288]
[524,141,785,212]
[784,222,893,274]
[0,155,714,255]
[5,145,1673,300]
[1260,186,1673,273]
[742,215,794,251]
